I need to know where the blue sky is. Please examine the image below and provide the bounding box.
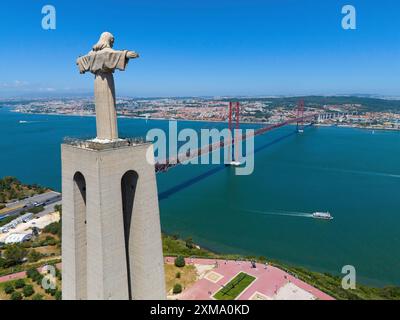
[0,0,400,97]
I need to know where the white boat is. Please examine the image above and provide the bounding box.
[312,212,333,220]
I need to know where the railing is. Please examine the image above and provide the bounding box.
[63,137,147,150]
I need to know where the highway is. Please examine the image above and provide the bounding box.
[0,191,61,220]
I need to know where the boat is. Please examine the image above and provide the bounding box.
[312,212,333,220]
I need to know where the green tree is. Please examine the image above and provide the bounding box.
[45,287,57,296]
[32,293,43,300]
[28,249,43,263]
[0,257,7,268]
[185,237,194,249]
[23,285,34,297]
[173,283,182,294]
[55,291,62,300]
[54,204,62,216]
[174,256,185,268]
[10,291,23,300]
[27,267,41,280]
[3,244,28,266]
[34,274,44,286]
[14,279,25,289]
[30,206,44,214]
[4,283,14,294]
[44,222,61,237]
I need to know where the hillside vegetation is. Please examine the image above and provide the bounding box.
[0,176,47,205]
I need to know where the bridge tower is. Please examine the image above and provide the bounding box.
[228,102,241,165]
[297,100,305,133]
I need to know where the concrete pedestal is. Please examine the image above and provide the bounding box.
[61,140,165,300]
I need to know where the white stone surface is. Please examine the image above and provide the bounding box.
[76,32,139,140]
[62,142,166,300]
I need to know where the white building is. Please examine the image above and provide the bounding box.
[0,212,34,233]
[4,233,32,244]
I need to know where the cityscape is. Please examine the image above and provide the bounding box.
[7,95,400,130]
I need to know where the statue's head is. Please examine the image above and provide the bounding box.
[93,32,115,51]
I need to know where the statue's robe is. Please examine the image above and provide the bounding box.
[77,48,129,74]
[76,48,129,141]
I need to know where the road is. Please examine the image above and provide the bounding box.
[0,191,61,220]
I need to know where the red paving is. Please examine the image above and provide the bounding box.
[165,257,334,300]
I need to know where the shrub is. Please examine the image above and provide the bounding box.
[47,239,57,246]
[175,272,181,279]
[0,257,7,268]
[32,293,43,300]
[43,222,61,237]
[173,283,182,294]
[23,285,34,297]
[55,267,62,280]
[174,256,185,268]
[22,241,33,248]
[3,244,28,266]
[27,267,40,280]
[28,250,43,263]
[185,237,194,249]
[55,291,62,300]
[10,291,23,300]
[35,274,44,286]
[4,284,14,294]
[30,206,44,214]
[14,279,25,289]
[45,287,57,296]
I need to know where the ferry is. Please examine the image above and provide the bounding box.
[312,212,333,220]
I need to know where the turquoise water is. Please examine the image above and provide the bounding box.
[1,107,399,286]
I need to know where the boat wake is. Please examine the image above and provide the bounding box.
[291,164,400,179]
[18,120,40,124]
[241,209,314,218]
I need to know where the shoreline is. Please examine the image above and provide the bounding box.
[10,108,400,132]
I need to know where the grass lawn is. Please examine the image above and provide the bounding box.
[214,272,256,300]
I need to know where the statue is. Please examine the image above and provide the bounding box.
[76,32,139,141]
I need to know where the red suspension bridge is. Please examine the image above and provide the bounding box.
[154,101,318,173]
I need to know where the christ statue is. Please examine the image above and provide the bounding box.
[76,32,139,141]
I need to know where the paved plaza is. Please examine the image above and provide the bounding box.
[165,257,334,300]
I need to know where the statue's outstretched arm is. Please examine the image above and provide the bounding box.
[126,51,139,59]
